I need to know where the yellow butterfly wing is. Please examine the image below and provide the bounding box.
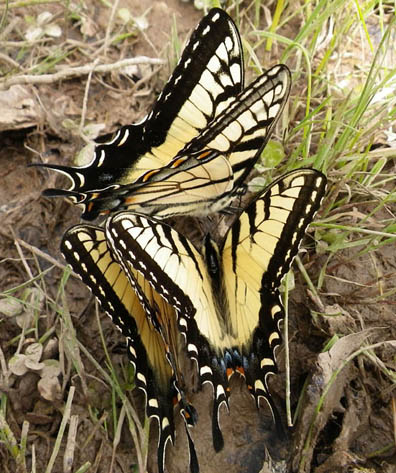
[61,225,197,473]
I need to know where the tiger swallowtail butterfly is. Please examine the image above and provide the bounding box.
[33,9,290,220]
[62,169,326,464]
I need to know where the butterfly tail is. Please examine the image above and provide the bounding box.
[177,383,200,472]
[30,162,79,189]
[183,327,230,452]
[211,392,228,452]
[157,427,174,473]
[180,406,200,473]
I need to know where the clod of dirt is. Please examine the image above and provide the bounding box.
[291,330,377,472]
[0,85,42,131]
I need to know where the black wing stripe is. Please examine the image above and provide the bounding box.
[148,8,243,134]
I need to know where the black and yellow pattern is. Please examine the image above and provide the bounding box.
[35,8,245,220]
[35,9,290,220]
[61,226,198,473]
[105,168,327,451]
[114,64,291,218]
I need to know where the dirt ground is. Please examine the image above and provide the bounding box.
[0,1,395,473]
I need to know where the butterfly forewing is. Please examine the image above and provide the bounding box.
[146,8,243,142]
[60,225,197,473]
[183,64,291,186]
[259,170,328,288]
[106,213,218,330]
[36,8,244,220]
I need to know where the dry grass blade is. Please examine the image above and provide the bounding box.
[0,57,165,90]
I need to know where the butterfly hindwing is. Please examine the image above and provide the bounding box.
[35,8,244,220]
[61,225,198,473]
[106,168,327,451]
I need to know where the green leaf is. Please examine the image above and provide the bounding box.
[260,140,285,168]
